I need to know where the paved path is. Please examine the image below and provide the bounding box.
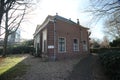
[68,55,95,80]
[15,55,82,80]
[15,54,108,80]
[68,54,108,80]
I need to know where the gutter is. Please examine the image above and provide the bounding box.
[53,18,56,61]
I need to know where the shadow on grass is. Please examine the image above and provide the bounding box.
[0,54,31,80]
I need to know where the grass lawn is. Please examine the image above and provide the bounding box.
[0,54,29,80]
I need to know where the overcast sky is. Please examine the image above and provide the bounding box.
[21,0,104,40]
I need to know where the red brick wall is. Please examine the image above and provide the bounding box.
[46,19,89,59]
[47,22,54,57]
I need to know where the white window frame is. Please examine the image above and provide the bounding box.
[58,37,66,53]
[83,41,88,51]
[42,29,47,52]
[73,38,79,51]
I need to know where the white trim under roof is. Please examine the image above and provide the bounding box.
[34,16,53,36]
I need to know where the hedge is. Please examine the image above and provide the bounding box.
[0,46,35,55]
[90,47,120,80]
[90,47,120,53]
[90,48,100,53]
[0,48,3,54]
[99,51,120,80]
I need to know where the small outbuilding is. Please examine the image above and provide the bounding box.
[34,14,90,60]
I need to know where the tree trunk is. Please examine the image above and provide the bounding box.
[2,10,9,57]
[0,0,4,25]
[2,33,8,57]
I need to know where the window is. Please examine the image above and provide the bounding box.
[73,39,79,51]
[58,38,66,52]
[83,41,88,51]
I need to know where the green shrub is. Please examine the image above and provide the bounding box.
[99,51,120,80]
[99,48,120,53]
[90,48,100,53]
[0,48,3,55]
[0,46,35,55]
[90,47,120,54]
[8,46,35,54]
[110,38,120,47]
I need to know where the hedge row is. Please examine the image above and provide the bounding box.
[0,48,3,54]
[90,47,120,53]
[99,51,120,80]
[90,48,120,80]
[0,46,35,55]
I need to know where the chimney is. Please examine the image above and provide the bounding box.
[69,18,71,20]
[77,19,80,25]
[56,13,58,16]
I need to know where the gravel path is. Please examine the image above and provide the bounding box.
[14,54,108,80]
[15,55,82,80]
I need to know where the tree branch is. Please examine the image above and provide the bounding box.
[9,6,26,35]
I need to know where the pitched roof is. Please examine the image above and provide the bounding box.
[34,14,89,36]
[54,15,76,24]
[50,15,89,29]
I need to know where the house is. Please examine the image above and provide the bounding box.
[34,14,90,60]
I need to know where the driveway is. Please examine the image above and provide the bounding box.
[15,55,83,80]
[14,54,108,80]
[68,54,108,80]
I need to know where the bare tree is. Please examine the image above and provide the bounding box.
[0,0,17,25]
[100,36,110,48]
[0,0,14,37]
[86,0,120,40]
[104,12,120,39]
[1,0,39,57]
[0,0,4,25]
[90,39,100,48]
[2,1,26,57]
[87,0,120,23]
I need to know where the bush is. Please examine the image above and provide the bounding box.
[110,38,120,47]
[91,47,120,79]
[0,46,35,55]
[99,48,120,53]
[0,48,3,55]
[99,51,120,80]
[90,47,120,54]
[8,46,35,54]
[90,48,100,53]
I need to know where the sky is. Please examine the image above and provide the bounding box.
[20,0,104,40]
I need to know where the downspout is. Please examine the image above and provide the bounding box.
[53,18,56,61]
[88,30,91,54]
[0,25,1,36]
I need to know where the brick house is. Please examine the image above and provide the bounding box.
[34,14,90,60]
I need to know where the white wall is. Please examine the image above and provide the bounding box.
[34,34,40,54]
[42,29,47,52]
